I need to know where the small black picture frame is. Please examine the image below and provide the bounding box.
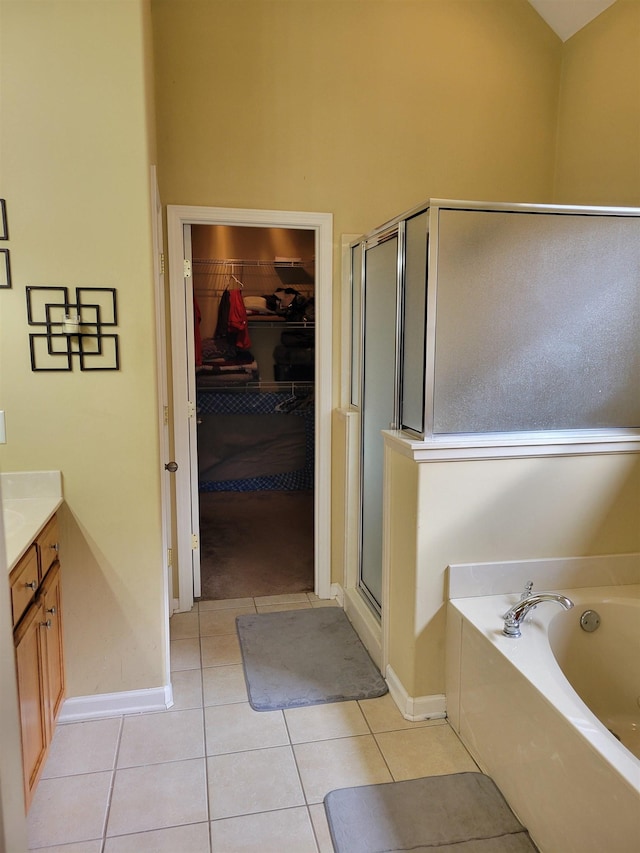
[0,248,11,289]
[0,200,8,241]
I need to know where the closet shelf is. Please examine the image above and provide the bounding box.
[248,319,314,329]
[193,257,314,295]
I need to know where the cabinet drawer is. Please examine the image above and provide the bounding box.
[38,514,60,580]
[10,545,39,627]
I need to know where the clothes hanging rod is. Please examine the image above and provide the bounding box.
[197,380,314,393]
[194,289,313,297]
[192,258,314,268]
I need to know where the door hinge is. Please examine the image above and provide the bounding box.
[191,534,199,550]
[187,400,196,418]
[183,259,192,278]
[160,253,165,275]
[167,548,173,567]
[163,405,169,426]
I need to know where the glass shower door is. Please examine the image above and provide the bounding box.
[359,232,400,613]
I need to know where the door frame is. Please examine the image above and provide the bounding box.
[150,167,173,690]
[166,204,333,612]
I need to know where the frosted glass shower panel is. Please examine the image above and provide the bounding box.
[401,211,429,433]
[432,209,640,433]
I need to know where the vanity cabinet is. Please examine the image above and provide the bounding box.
[9,513,64,810]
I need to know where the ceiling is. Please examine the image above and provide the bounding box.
[527,0,617,41]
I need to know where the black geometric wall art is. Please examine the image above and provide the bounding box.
[0,248,11,289]
[0,199,8,240]
[26,286,120,371]
[0,200,10,289]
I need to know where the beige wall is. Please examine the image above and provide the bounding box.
[0,0,165,698]
[554,0,640,205]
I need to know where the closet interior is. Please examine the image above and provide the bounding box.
[192,225,315,600]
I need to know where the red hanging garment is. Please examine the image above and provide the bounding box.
[227,289,251,349]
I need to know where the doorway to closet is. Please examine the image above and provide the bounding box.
[166,205,333,615]
[192,224,316,600]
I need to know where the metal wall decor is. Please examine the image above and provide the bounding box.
[0,249,11,289]
[26,286,120,371]
[0,199,10,288]
[0,199,8,240]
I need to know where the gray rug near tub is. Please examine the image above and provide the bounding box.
[324,772,537,853]
[235,607,388,711]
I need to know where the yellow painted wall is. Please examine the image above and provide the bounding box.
[394,451,640,697]
[0,0,165,697]
[151,0,561,234]
[554,0,640,205]
[386,448,420,691]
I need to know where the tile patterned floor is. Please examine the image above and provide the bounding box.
[27,594,478,852]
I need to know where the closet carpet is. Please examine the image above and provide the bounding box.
[198,490,314,600]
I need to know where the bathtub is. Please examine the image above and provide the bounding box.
[446,584,640,853]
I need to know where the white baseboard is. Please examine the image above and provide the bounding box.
[330,583,344,606]
[386,665,446,722]
[58,684,174,723]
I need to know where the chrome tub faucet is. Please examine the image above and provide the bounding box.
[503,586,574,638]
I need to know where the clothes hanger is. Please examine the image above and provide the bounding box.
[275,388,298,412]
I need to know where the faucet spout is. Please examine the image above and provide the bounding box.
[503,593,574,638]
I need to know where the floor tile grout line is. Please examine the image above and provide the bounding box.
[306,803,324,853]
[100,821,212,849]
[283,707,309,803]
[285,713,324,851]
[197,606,215,853]
[98,713,125,851]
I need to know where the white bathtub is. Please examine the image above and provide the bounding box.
[446,584,640,853]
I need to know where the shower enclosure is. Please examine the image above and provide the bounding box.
[351,199,640,616]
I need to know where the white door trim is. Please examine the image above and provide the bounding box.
[166,205,333,612]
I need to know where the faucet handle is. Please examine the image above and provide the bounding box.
[501,581,535,621]
[520,580,534,600]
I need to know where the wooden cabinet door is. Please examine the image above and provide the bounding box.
[14,599,48,810]
[40,563,65,736]
[38,514,60,581]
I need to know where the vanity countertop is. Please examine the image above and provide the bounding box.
[1,471,63,573]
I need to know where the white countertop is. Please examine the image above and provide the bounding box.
[1,471,63,573]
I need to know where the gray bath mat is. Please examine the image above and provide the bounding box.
[235,607,388,711]
[324,772,537,853]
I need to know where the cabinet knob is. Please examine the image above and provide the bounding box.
[46,606,57,615]
[50,542,59,552]
[25,580,37,590]
[165,461,178,472]
[40,619,52,629]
